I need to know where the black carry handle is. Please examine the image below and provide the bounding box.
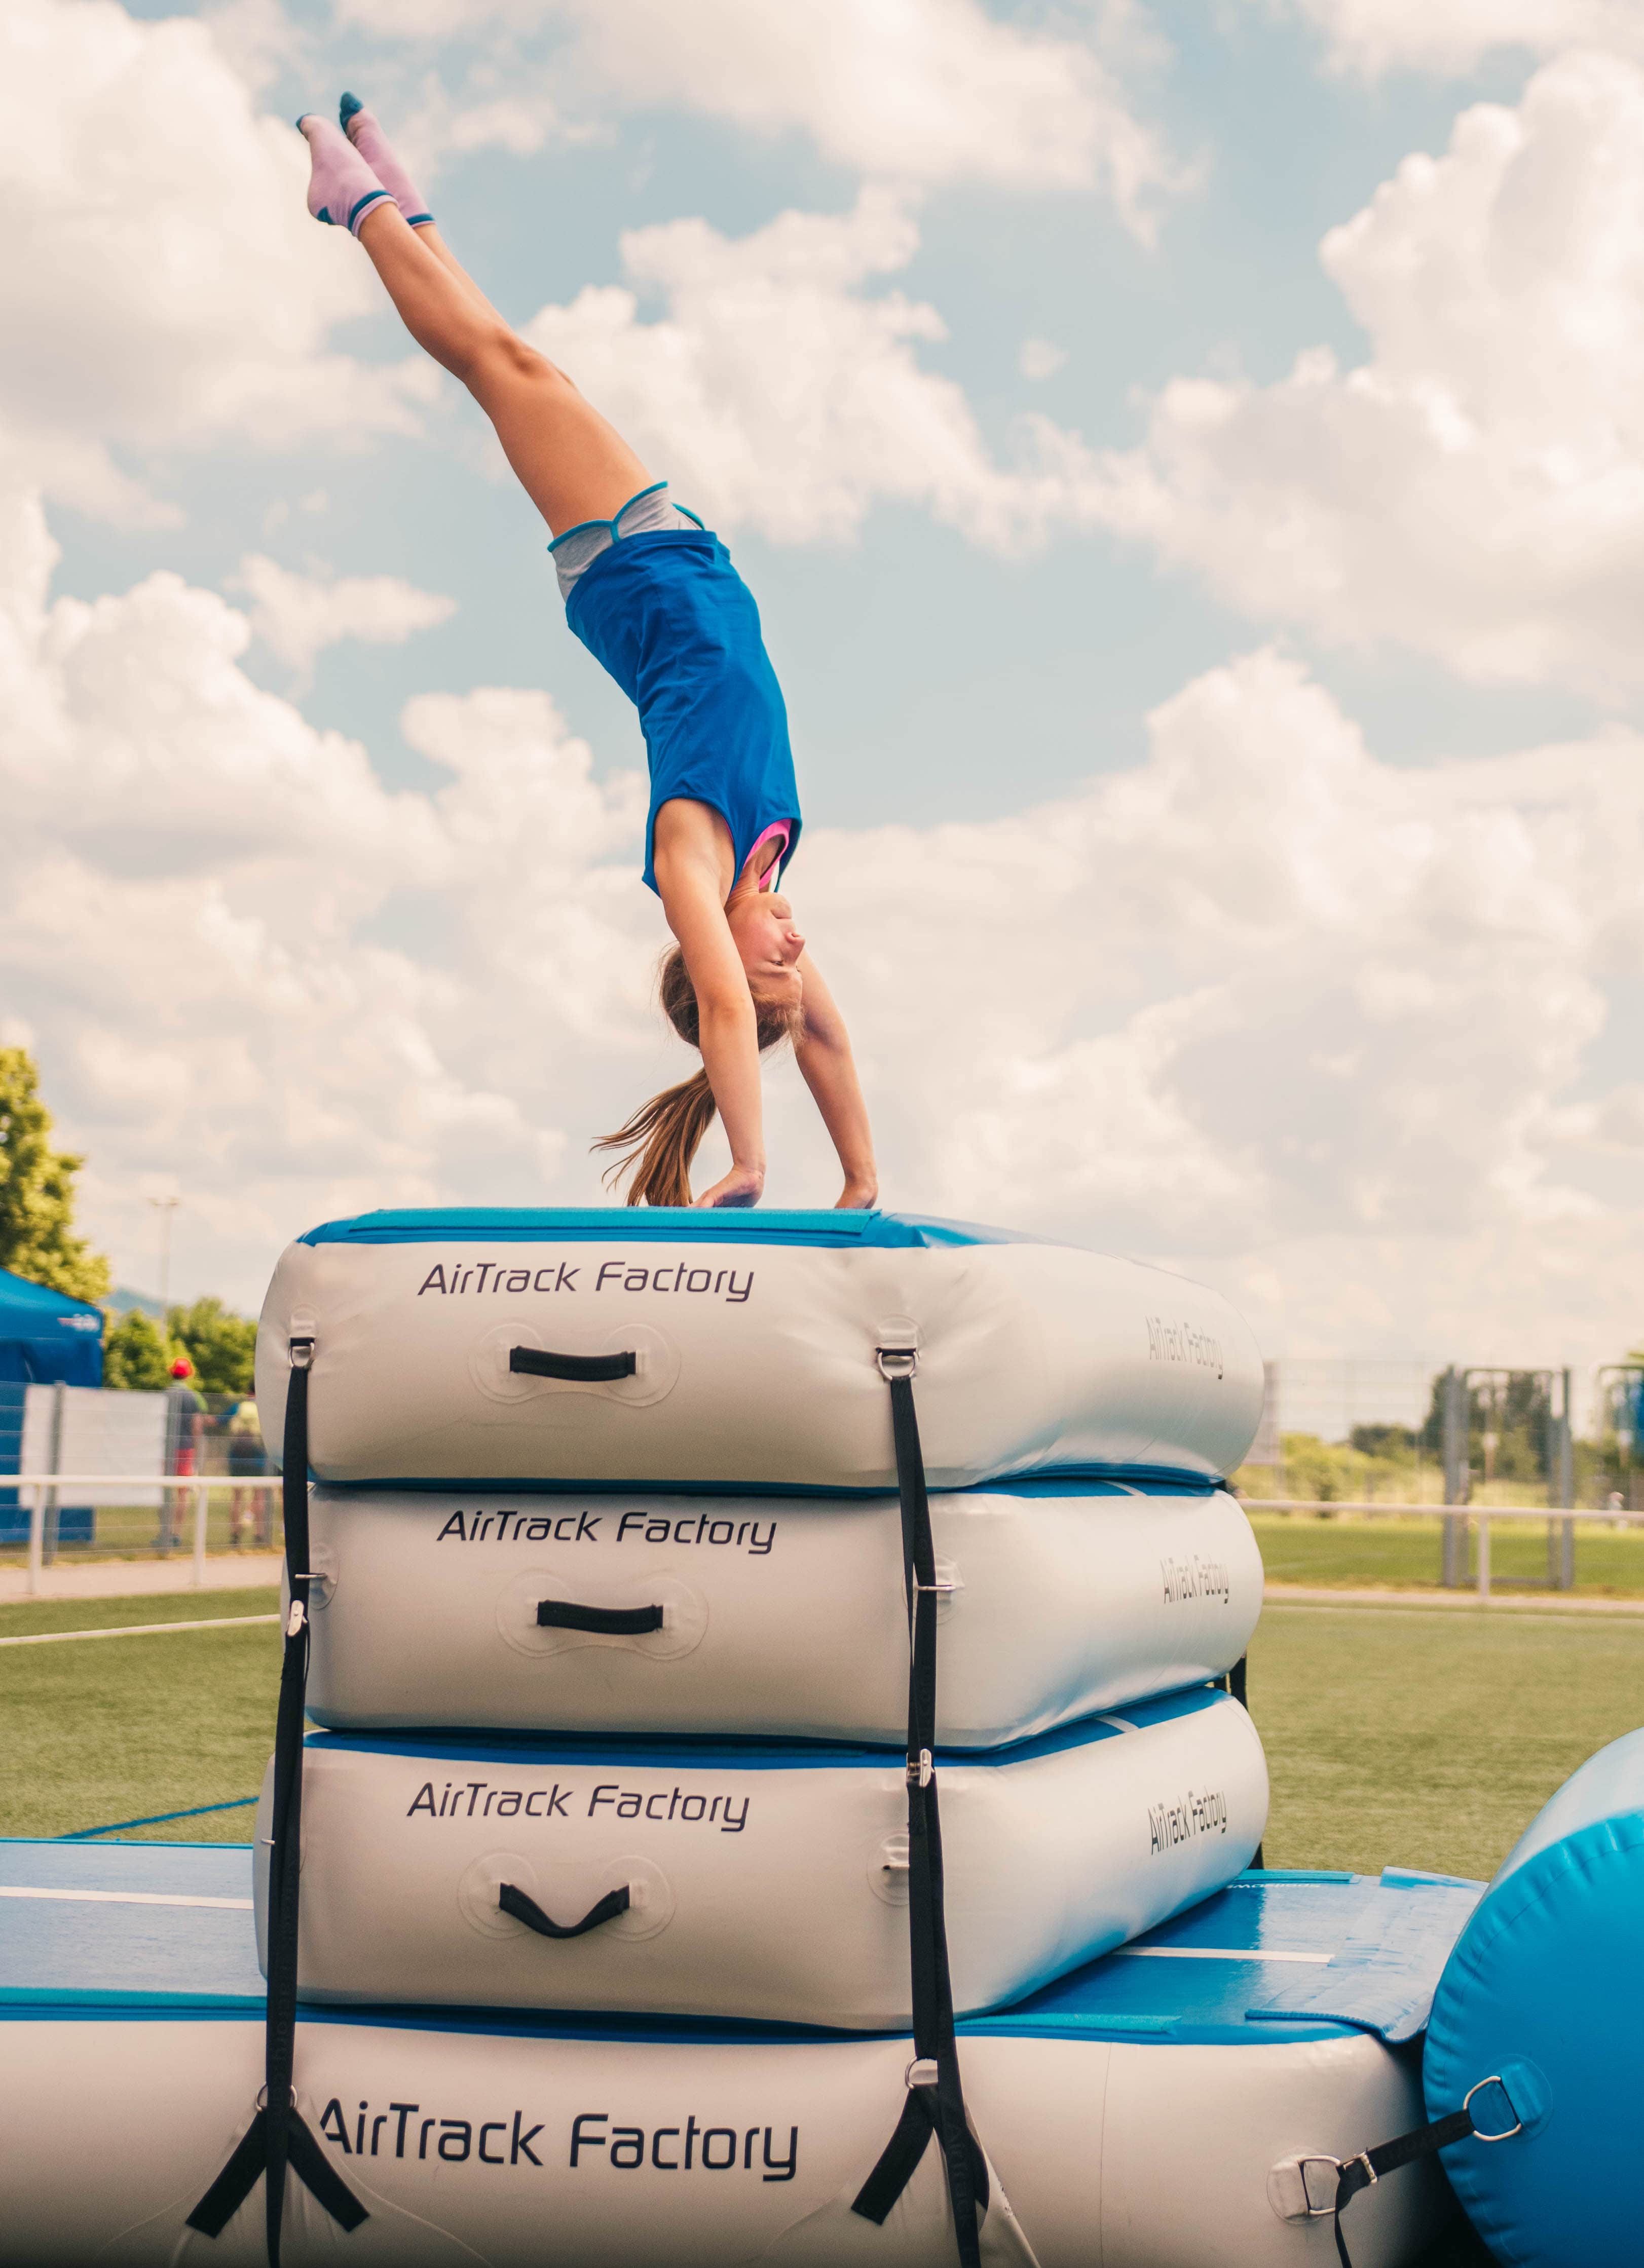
[509,1346,637,1383]
[186,1336,367,2260]
[500,1880,631,1939]
[536,1600,665,1635]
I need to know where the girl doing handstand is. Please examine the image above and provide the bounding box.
[298,103,878,1211]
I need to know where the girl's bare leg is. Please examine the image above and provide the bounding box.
[355,201,651,535]
[412,225,503,321]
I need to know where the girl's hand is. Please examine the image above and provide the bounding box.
[835,1177,878,1211]
[694,1164,765,1208]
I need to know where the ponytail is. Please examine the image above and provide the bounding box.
[594,948,800,1205]
[593,1069,719,1209]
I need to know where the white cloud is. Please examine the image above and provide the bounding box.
[1080,52,1644,698]
[235,555,457,677]
[8,485,1644,1371]
[0,0,435,521]
[1019,337,1070,382]
[332,0,1184,221]
[522,190,1098,549]
[0,485,651,1298]
[1263,0,1644,77]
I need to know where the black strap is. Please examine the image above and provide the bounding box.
[499,1879,631,1938]
[850,1354,984,2268]
[509,1346,637,1382]
[1224,1653,1263,1870]
[186,1338,366,2258]
[851,2087,989,2226]
[1332,2104,1485,2266]
[186,2106,368,2241]
[536,1600,664,1635]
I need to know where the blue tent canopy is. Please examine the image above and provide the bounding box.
[0,1270,104,1389]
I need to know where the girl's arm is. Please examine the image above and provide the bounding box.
[653,835,768,1207]
[793,954,879,1209]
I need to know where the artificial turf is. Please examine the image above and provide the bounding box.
[1253,1598,1644,1877]
[0,1586,280,1840]
[1250,1509,1644,1595]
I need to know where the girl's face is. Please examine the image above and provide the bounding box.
[729,890,805,1009]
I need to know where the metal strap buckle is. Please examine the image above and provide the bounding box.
[905,2058,939,2089]
[907,1748,933,1787]
[1293,2157,1344,2217]
[1464,2075,1523,2143]
[288,1336,315,1372]
[876,1346,918,1381]
[284,1600,306,1638]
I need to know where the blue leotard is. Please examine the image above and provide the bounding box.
[563,520,801,897]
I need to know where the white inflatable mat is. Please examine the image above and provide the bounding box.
[257,1690,1267,2028]
[301,1481,1263,1744]
[0,1840,1455,2268]
[256,1209,1263,1491]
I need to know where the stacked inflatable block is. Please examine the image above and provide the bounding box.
[251,1206,1286,2253]
[256,1209,1268,2019]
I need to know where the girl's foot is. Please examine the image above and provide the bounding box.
[340,93,433,229]
[296,114,394,236]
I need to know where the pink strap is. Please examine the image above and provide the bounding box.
[742,820,792,891]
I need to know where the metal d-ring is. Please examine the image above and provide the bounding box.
[1463,2075,1524,2144]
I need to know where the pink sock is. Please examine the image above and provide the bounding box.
[340,94,433,229]
[296,115,393,238]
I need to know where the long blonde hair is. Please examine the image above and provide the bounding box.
[593,948,801,1206]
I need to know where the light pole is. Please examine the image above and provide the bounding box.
[148,1195,181,1326]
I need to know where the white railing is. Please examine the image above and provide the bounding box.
[9,1477,279,1597]
[1241,1498,1643,1602]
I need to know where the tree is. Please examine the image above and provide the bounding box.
[1418,1368,1552,1484]
[0,1046,111,1303]
[103,1309,175,1391]
[1349,1423,1417,1463]
[169,1296,257,1396]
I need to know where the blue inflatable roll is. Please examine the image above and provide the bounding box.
[1424,1726,1644,2264]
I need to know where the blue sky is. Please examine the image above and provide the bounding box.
[54,2,1592,820]
[7,0,1644,1384]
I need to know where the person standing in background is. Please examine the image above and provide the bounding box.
[161,1357,204,1555]
[226,1398,269,1549]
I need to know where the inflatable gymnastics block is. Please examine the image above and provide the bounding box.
[257,1690,1268,2028]
[1424,1723,1644,2265]
[255,1208,1264,1490]
[1,1838,1460,2268]
[300,1480,1263,1743]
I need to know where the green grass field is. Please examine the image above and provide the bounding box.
[0,1586,280,1841]
[1251,1509,1644,1595]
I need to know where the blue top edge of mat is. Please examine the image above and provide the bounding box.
[306,1682,1228,1770]
[297,1208,1060,1250]
[311,1467,1225,1500]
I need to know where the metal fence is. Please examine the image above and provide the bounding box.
[1239,1355,1644,1592]
[0,1383,274,1568]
